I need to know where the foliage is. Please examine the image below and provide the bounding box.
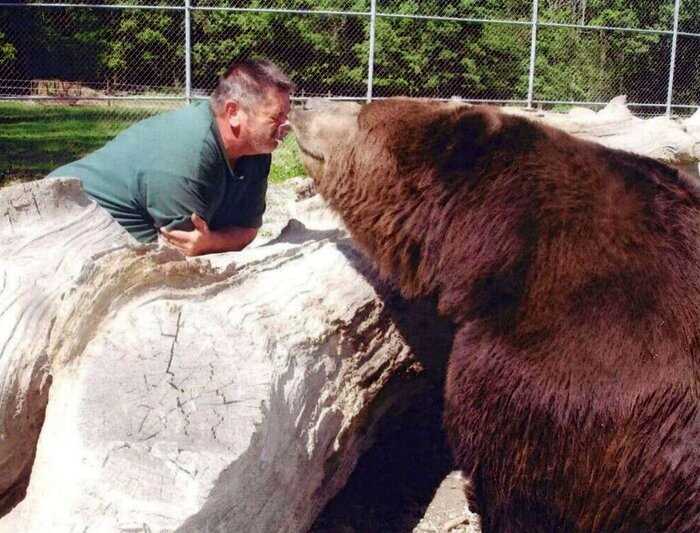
[0,0,698,104]
[102,4,184,90]
[0,32,15,67]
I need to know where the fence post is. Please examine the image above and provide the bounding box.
[366,0,377,102]
[184,0,192,104]
[526,0,539,109]
[666,0,682,117]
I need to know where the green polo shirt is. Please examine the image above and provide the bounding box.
[48,100,270,243]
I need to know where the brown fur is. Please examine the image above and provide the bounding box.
[291,99,700,532]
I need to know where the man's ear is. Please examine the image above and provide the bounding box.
[224,100,241,129]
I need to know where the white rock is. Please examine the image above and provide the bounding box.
[596,95,635,121]
[685,107,700,129]
[683,108,700,163]
[506,96,700,172]
[566,106,597,121]
[600,115,697,162]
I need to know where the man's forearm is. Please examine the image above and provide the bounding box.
[208,226,258,254]
[159,214,258,256]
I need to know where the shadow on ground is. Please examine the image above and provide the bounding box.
[310,374,454,533]
[310,239,458,533]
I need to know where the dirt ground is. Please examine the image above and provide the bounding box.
[413,471,480,533]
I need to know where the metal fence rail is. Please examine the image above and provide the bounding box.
[0,0,699,115]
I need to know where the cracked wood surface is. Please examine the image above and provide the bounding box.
[0,178,134,514]
[0,178,444,533]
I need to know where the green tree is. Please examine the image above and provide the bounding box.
[371,0,532,99]
[533,1,673,103]
[191,0,369,95]
[102,4,184,92]
[1,0,699,108]
[0,32,15,67]
[673,0,700,107]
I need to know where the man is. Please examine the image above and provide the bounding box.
[48,59,293,256]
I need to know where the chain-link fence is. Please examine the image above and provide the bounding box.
[2,0,700,109]
[1,1,699,180]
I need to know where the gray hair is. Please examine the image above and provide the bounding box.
[210,59,294,114]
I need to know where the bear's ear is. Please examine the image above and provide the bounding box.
[437,106,503,175]
[357,100,503,178]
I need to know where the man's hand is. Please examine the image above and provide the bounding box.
[159,213,213,256]
[160,213,257,256]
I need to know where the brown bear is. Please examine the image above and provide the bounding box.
[291,98,700,532]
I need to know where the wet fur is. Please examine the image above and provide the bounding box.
[306,99,700,531]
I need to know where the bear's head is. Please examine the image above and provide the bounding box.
[291,99,362,183]
[291,98,503,191]
[291,98,509,304]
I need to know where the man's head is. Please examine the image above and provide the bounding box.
[211,59,294,157]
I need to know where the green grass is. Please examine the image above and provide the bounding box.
[270,133,307,183]
[0,102,145,186]
[0,101,306,187]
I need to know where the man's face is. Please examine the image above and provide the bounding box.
[238,87,291,155]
